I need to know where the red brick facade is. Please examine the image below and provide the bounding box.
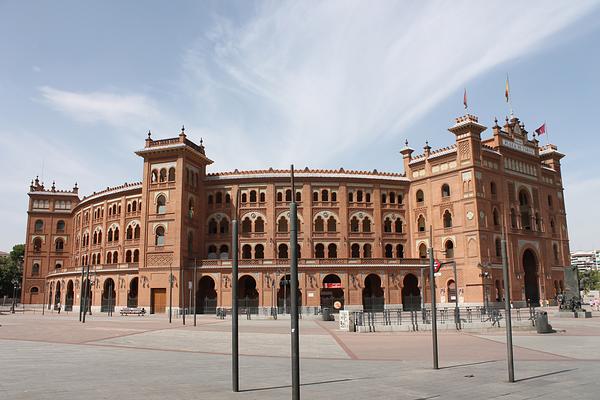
[21,115,570,313]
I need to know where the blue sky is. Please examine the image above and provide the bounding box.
[1,0,600,252]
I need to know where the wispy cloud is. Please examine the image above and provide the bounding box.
[38,86,162,128]
[181,0,598,166]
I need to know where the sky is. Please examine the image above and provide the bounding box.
[1,0,600,252]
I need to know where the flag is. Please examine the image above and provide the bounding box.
[535,123,546,135]
[463,88,468,109]
[505,75,510,103]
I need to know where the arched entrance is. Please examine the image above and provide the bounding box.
[278,274,302,313]
[402,274,421,311]
[101,278,116,312]
[320,274,344,312]
[196,276,217,314]
[523,249,540,306]
[54,282,61,310]
[238,275,259,310]
[128,277,139,308]
[65,280,74,311]
[362,274,384,311]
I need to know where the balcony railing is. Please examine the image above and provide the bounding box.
[197,257,428,268]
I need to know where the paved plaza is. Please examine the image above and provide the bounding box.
[0,309,599,399]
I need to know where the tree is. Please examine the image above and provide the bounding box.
[0,244,24,297]
[580,269,600,293]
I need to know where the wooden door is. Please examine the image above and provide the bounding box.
[151,288,167,314]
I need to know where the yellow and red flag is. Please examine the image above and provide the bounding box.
[463,88,468,109]
[505,75,510,103]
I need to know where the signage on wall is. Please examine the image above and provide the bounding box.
[323,283,342,289]
[334,301,343,310]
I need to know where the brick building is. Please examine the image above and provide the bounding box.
[21,113,570,313]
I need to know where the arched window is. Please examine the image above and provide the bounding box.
[395,218,403,233]
[327,243,337,258]
[277,192,283,202]
[490,181,497,196]
[225,193,231,204]
[55,238,64,251]
[242,217,252,233]
[132,200,137,212]
[208,218,218,234]
[241,193,247,203]
[443,210,453,228]
[397,194,403,204]
[32,263,40,276]
[132,226,138,240]
[350,217,359,232]
[93,231,98,245]
[113,251,118,263]
[493,208,500,227]
[363,243,372,258]
[351,243,360,258]
[444,240,454,259]
[259,192,266,202]
[553,244,560,262]
[331,192,337,202]
[108,229,113,242]
[215,192,222,204]
[315,243,325,258]
[219,245,229,256]
[384,218,392,233]
[208,194,213,205]
[550,218,556,233]
[106,252,112,264]
[384,244,393,258]
[249,190,257,203]
[417,215,426,232]
[418,243,427,258]
[155,226,165,246]
[254,244,264,259]
[188,198,194,218]
[320,189,328,202]
[34,219,44,232]
[362,217,371,233]
[535,212,541,231]
[208,245,217,256]
[151,170,158,182]
[313,192,319,202]
[125,250,132,263]
[416,189,424,202]
[277,217,288,233]
[389,192,396,204]
[381,193,387,204]
[168,167,176,181]
[31,287,39,294]
[126,225,133,240]
[396,244,404,258]
[219,218,229,234]
[441,184,450,198]
[56,220,65,232]
[242,244,252,259]
[314,216,324,232]
[278,244,288,259]
[519,189,531,230]
[510,208,517,228]
[327,216,336,232]
[495,238,502,257]
[348,192,354,202]
[447,280,457,302]
[295,191,301,202]
[159,168,167,182]
[357,190,363,202]
[156,195,166,214]
[254,217,265,233]
[548,195,553,208]
[365,193,371,203]
[133,249,139,262]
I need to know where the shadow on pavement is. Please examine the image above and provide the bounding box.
[240,377,369,392]
[516,368,576,382]
[439,359,500,369]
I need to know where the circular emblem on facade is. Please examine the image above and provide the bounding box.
[334,301,342,310]
[323,212,329,218]
[251,212,256,219]
[466,211,474,220]
[358,212,364,218]
[479,211,485,219]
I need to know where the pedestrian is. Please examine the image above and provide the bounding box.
[57,302,61,314]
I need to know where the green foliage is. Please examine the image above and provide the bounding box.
[580,269,600,293]
[0,244,24,297]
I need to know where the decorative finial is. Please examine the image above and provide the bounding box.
[200,137,203,146]
[181,125,185,133]
[74,182,78,188]
[147,130,151,139]
[425,140,429,146]
[405,139,408,146]
[494,117,498,125]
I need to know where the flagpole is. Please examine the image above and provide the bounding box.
[506,74,514,118]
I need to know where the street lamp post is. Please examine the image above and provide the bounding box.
[11,279,18,314]
[501,223,515,383]
[169,263,173,324]
[289,165,300,399]
[193,259,197,327]
[428,226,439,370]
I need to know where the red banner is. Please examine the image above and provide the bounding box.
[323,282,342,289]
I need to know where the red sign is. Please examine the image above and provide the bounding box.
[434,259,442,273]
[323,283,342,289]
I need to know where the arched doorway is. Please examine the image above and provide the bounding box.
[447,279,457,303]
[128,277,139,308]
[402,274,421,311]
[523,249,540,306]
[101,278,116,312]
[54,282,61,310]
[362,274,384,311]
[196,276,217,314]
[320,274,344,312]
[65,280,74,311]
[277,274,302,313]
[238,275,259,310]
